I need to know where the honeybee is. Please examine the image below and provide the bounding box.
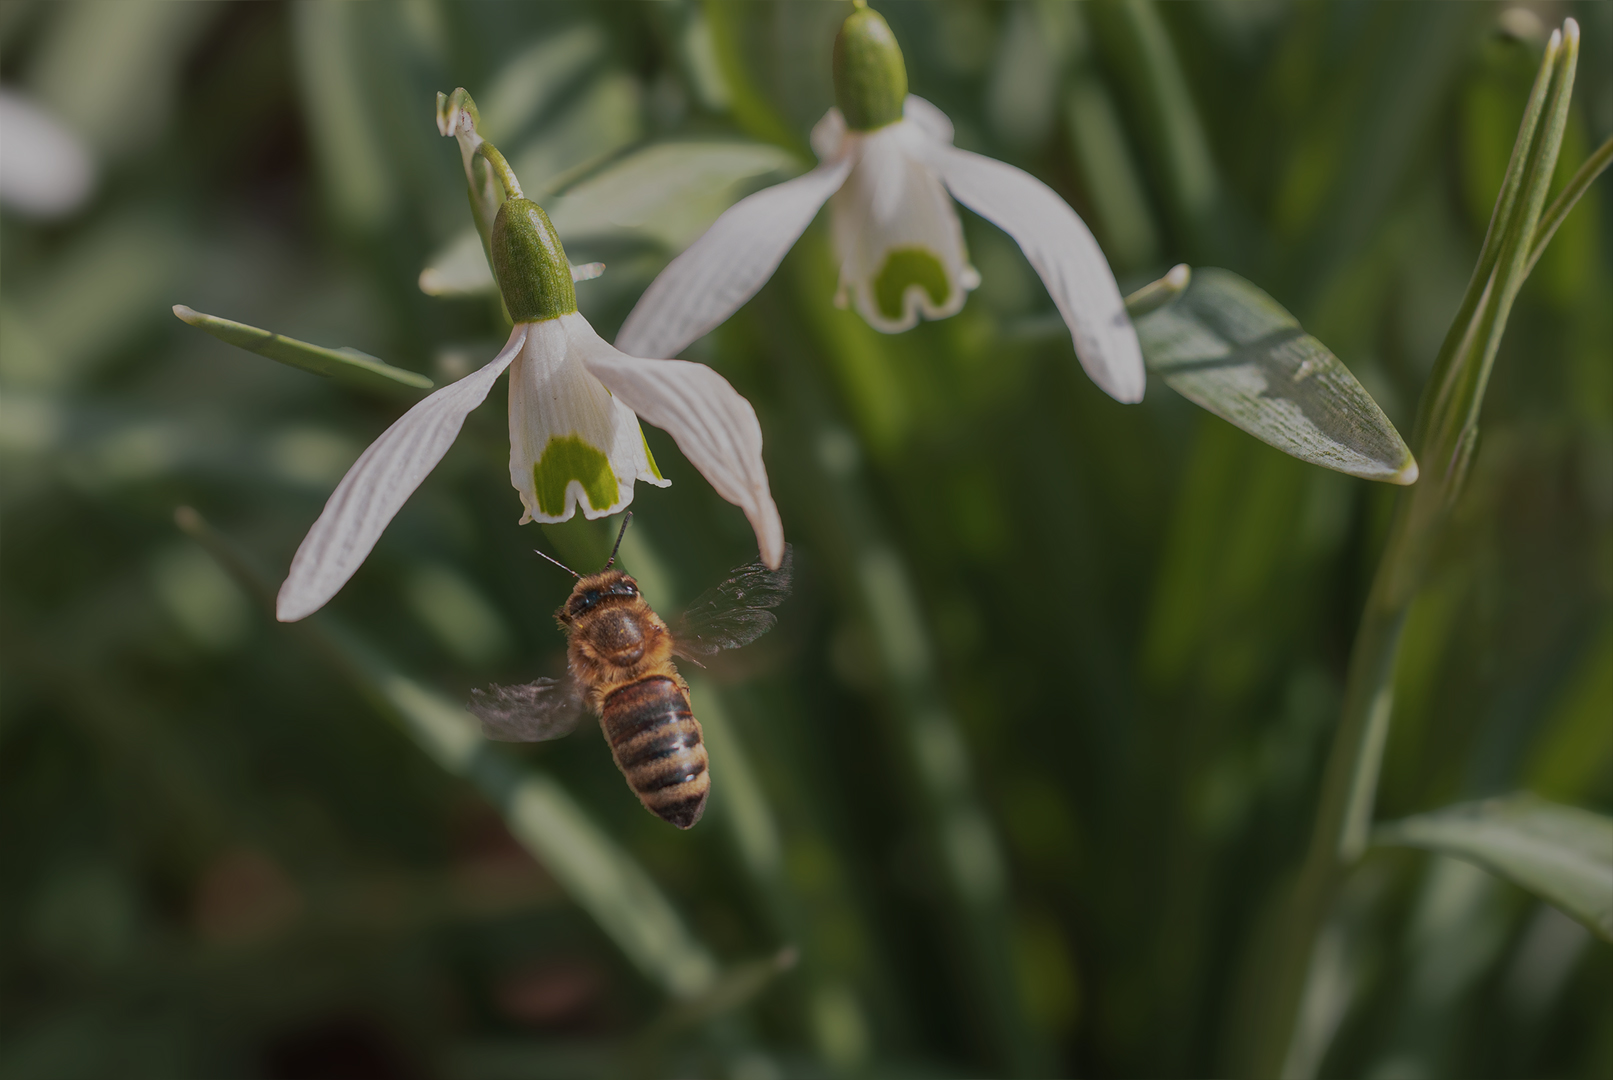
[468,515,792,829]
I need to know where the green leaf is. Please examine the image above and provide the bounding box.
[476,25,607,144]
[368,671,720,998]
[1133,268,1416,484]
[292,2,394,230]
[28,2,219,159]
[173,507,721,999]
[1525,133,1613,278]
[1375,793,1613,941]
[547,140,797,251]
[418,229,497,296]
[172,305,432,393]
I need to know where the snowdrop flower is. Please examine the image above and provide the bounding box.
[617,4,1144,403]
[276,115,783,622]
[0,89,95,219]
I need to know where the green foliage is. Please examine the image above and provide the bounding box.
[1134,267,1416,483]
[173,305,434,392]
[2,3,1609,1078]
[1376,795,1613,941]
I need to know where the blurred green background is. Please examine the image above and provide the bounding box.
[1,2,1609,1077]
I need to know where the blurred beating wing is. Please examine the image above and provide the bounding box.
[673,544,794,658]
[468,676,587,742]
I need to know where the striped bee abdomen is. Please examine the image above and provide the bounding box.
[600,676,708,829]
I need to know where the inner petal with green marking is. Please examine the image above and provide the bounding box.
[534,434,620,517]
[874,246,951,321]
[640,432,664,482]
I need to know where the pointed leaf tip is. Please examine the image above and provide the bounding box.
[1376,794,1613,941]
[1134,268,1413,482]
[175,305,433,393]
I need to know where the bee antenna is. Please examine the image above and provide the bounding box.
[533,548,580,579]
[604,511,632,569]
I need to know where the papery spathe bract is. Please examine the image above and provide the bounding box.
[616,7,1144,404]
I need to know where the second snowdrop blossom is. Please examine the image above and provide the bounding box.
[617,4,1145,404]
[275,107,783,622]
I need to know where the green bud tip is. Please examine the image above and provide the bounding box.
[834,6,907,131]
[492,198,577,322]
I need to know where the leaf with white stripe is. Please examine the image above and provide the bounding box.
[1376,794,1613,941]
[1132,269,1416,483]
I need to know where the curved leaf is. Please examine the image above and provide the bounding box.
[547,140,798,251]
[1375,793,1613,941]
[173,305,432,393]
[1133,268,1416,483]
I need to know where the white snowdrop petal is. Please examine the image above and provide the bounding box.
[614,155,853,360]
[0,90,95,219]
[810,107,849,162]
[569,316,784,569]
[276,325,527,622]
[912,140,1146,403]
[901,94,954,144]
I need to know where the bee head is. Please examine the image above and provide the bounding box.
[550,512,640,625]
[561,569,640,622]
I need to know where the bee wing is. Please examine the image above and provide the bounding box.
[468,676,587,742]
[672,544,794,659]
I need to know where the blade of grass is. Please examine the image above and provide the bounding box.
[1375,794,1613,941]
[174,507,719,1000]
[627,947,799,1062]
[1091,0,1219,239]
[701,1,810,157]
[1524,134,1613,279]
[172,306,433,393]
[292,2,395,231]
[1249,23,1581,1078]
[763,248,1048,1077]
[1413,28,1561,454]
[541,511,872,1075]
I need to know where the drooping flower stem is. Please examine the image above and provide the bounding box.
[478,140,524,200]
[1248,23,1582,1079]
